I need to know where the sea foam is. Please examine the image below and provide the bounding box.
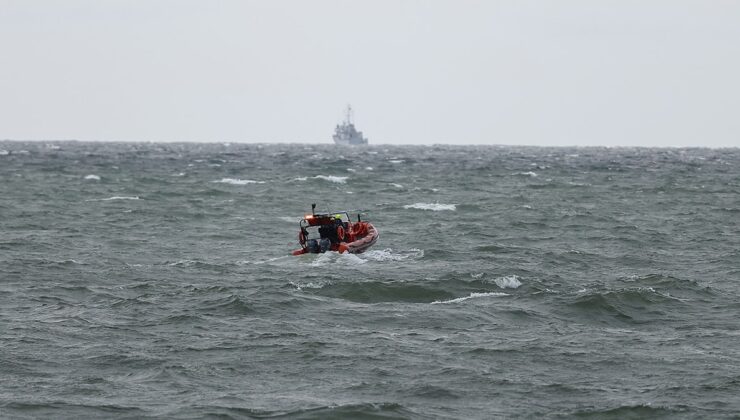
[85,196,140,201]
[404,203,456,211]
[214,178,265,185]
[104,196,140,200]
[362,248,424,262]
[432,292,509,304]
[314,175,348,184]
[309,251,366,267]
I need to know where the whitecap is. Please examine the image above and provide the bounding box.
[214,178,265,185]
[84,174,101,181]
[314,175,348,184]
[293,177,308,181]
[389,159,405,164]
[365,167,374,171]
[290,280,331,291]
[168,259,196,267]
[492,275,522,289]
[309,252,366,267]
[390,183,403,189]
[432,292,509,304]
[519,171,538,177]
[0,150,9,156]
[346,168,356,172]
[86,196,140,201]
[404,203,456,211]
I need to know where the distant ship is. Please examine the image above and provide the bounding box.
[333,105,368,145]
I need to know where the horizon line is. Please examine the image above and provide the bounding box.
[1,138,738,150]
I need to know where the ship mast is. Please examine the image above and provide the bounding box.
[345,105,353,125]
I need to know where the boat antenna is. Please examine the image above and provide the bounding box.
[311,203,316,215]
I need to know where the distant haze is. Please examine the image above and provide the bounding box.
[1,0,739,147]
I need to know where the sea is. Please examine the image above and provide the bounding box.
[1,141,739,419]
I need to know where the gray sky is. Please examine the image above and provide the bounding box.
[1,0,739,146]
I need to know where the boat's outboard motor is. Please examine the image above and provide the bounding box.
[319,238,331,253]
[306,239,320,254]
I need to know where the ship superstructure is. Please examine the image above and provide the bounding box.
[333,105,368,145]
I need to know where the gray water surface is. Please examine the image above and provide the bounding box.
[1,142,739,419]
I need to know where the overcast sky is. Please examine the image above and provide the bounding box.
[1,1,739,146]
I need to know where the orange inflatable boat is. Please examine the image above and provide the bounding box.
[291,204,379,255]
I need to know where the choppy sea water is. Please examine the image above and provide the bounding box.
[1,141,739,419]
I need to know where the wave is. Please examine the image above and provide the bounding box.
[474,244,521,254]
[2,402,147,416]
[296,249,424,266]
[362,248,424,262]
[213,178,265,185]
[310,252,366,267]
[86,196,140,201]
[289,280,332,290]
[198,294,254,315]
[314,175,348,183]
[561,286,688,325]
[491,275,522,289]
[404,202,456,211]
[252,255,292,265]
[432,292,509,304]
[175,402,414,419]
[84,174,100,180]
[164,259,229,272]
[311,280,454,303]
[568,404,682,418]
